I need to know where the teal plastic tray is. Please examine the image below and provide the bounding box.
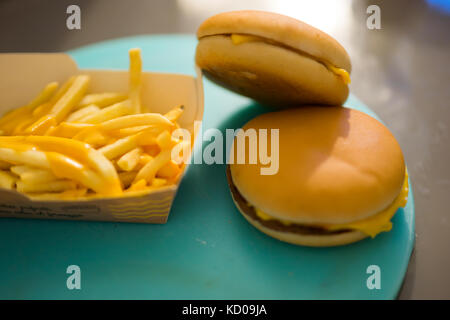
[0,35,414,299]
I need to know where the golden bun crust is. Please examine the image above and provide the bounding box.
[196,36,349,106]
[229,107,405,225]
[197,10,351,72]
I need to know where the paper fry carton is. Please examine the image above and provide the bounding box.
[0,53,204,223]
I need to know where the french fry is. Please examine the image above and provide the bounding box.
[0,82,58,125]
[48,76,75,105]
[98,134,139,160]
[0,170,17,189]
[156,130,172,149]
[108,125,152,138]
[77,92,127,109]
[50,75,90,123]
[20,168,59,184]
[0,82,59,135]
[72,126,105,142]
[127,179,147,192]
[11,165,58,183]
[109,126,165,141]
[134,147,172,183]
[151,178,167,187]
[10,165,31,176]
[0,148,50,170]
[136,130,158,146]
[29,77,76,122]
[11,118,37,135]
[78,130,111,148]
[19,77,89,134]
[142,145,160,157]
[16,180,77,193]
[26,82,59,110]
[31,103,51,119]
[117,147,142,171]
[46,122,95,138]
[138,153,153,168]
[0,116,24,135]
[66,104,100,122]
[129,48,142,113]
[19,77,75,133]
[157,160,181,179]
[25,115,56,135]
[164,105,184,122]
[80,100,133,124]
[99,113,173,131]
[112,126,162,150]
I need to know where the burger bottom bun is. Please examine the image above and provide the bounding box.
[227,165,368,247]
[240,209,368,247]
[195,35,349,107]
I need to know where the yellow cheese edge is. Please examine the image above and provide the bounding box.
[324,63,351,85]
[253,171,409,238]
[230,34,351,84]
[231,34,263,45]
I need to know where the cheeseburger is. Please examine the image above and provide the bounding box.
[196,10,351,107]
[228,107,409,247]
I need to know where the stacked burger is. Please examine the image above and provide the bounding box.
[195,11,408,247]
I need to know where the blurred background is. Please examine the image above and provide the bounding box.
[1,0,449,299]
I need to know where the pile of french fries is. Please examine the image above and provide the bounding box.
[0,48,187,200]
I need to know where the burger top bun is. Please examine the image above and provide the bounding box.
[196,11,352,106]
[197,10,351,72]
[229,107,406,225]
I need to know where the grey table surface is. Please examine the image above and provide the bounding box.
[1,0,449,300]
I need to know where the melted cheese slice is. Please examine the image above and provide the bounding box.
[230,33,351,85]
[231,34,263,45]
[324,62,351,84]
[253,171,409,238]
